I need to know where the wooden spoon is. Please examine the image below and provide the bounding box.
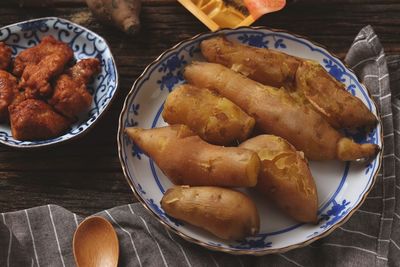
[73,216,119,267]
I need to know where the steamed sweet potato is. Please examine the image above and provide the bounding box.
[200,36,377,129]
[162,84,255,145]
[161,186,260,240]
[240,135,318,223]
[184,62,379,161]
[125,125,260,187]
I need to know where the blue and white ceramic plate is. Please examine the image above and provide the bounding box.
[118,28,382,255]
[0,17,118,148]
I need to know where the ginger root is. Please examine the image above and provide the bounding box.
[86,0,141,35]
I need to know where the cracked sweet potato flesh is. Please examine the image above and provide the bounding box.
[184,62,379,161]
[240,135,318,223]
[162,84,255,145]
[200,36,377,129]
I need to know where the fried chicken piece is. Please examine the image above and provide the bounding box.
[9,99,70,140]
[15,36,73,98]
[20,54,71,98]
[0,70,25,122]
[13,36,73,76]
[0,42,12,70]
[49,58,100,119]
[69,58,101,84]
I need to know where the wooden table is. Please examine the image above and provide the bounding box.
[0,0,399,216]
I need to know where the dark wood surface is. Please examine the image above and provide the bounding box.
[0,0,399,216]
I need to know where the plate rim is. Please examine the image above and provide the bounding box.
[0,16,119,149]
[117,26,383,255]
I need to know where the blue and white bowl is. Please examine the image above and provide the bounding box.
[0,17,118,148]
[117,28,382,255]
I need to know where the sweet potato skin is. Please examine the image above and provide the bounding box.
[125,125,260,187]
[201,36,300,88]
[162,84,255,145]
[184,62,341,160]
[200,36,377,129]
[296,60,377,129]
[184,62,379,161]
[240,135,318,223]
[161,186,260,240]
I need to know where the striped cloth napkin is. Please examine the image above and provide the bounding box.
[1,25,399,267]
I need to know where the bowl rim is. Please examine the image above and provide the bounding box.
[117,26,383,255]
[0,16,119,149]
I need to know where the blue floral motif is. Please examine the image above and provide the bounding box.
[147,198,183,227]
[123,117,142,159]
[125,118,138,128]
[344,128,367,143]
[274,38,287,49]
[18,20,49,32]
[158,55,187,73]
[365,162,373,174]
[238,34,268,48]
[107,58,116,83]
[345,127,377,145]
[156,52,187,92]
[231,234,272,249]
[131,143,143,160]
[137,183,146,195]
[342,127,377,175]
[347,84,356,96]
[323,59,346,82]
[365,128,377,144]
[185,45,201,57]
[157,71,183,92]
[129,103,140,115]
[319,199,350,229]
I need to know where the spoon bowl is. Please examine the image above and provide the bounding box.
[73,216,119,267]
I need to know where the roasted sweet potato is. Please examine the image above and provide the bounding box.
[125,125,260,187]
[162,84,255,145]
[295,60,377,129]
[200,36,377,129]
[161,186,260,240]
[184,62,379,161]
[240,135,318,223]
[201,36,301,88]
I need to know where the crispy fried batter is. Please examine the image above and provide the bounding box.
[68,58,101,84]
[13,36,73,76]
[9,99,70,141]
[0,42,12,70]
[49,58,100,119]
[0,70,24,122]
[15,36,73,98]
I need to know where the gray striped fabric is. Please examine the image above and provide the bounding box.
[0,25,399,267]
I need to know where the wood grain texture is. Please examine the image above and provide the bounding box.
[0,1,399,216]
